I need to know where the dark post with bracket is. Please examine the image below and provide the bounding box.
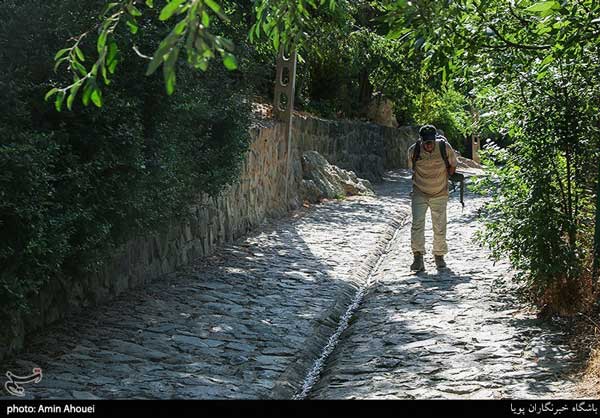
[273,48,297,208]
[593,157,600,288]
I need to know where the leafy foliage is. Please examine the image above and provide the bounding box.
[46,0,243,107]
[473,82,599,305]
[0,0,252,315]
[47,0,339,108]
[413,87,473,154]
[389,0,600,308]
[8,0,600,315]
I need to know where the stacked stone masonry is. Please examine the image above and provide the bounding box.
[293,114,418,183]
[1,115,417,362]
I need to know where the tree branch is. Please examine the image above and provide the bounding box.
[508,1,533,29]
[488,25,551,51]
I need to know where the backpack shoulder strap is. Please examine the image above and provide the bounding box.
[438,137,450,170]
[412,140,422,165]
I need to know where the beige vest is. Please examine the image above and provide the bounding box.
[409,140,449,198]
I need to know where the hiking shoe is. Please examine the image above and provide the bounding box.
[435,255,447,268]
[410,254,424,271]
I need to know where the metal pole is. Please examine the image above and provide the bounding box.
[593,155,600,287]
[273,48,297,208]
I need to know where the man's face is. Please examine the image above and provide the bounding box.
[423,140,435,152]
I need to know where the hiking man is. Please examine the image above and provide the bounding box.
[407,124,458,271]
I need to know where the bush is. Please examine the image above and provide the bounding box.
[413,87,472,154]
[472,68,599,313]
[0,0,252,316]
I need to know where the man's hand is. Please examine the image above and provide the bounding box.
[448,165,456,176]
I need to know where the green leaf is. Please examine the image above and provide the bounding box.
[108,59,118,74]
[222,52,237,70]
[146,45,171,76]
[205,0,221,12]
[200,43,214,58]
[54,57,68,72]
[204,0,225,19]
[103,2,120,15]
[55,48,70,61]
[127,20,139,34]
[107,42,119,66]
[91,88,103,107]
[298,0,306,14]
[219,37,235,52]
[67,82,82,110]
[127,4,143,16]
[102,64,110,85]
[525,1,559,13]
[163,48,179,95]
[540,54,554,67]
[74,47,85,62]
[146,0,154,7]
[197,58,209,71]
[535,24,552,35]
[159,0,186,21]
[173,19,187,35]
[82,83,93,106]
[165,70,176,95]
[201,10,210,27]
[55,91,66,112]
[146,56,164,76]
[386,28,410,40]
[72,61,88,76]
[97,31,108,54]
[248,25,255,42]
[45,88,59,102]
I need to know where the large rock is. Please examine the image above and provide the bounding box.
[456,156,485,176]
[457,156,483,170]
[367,97,398,128]
[300,151,374,202]
[300,179,323,204]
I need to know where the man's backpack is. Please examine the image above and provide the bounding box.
[412,136,451,169]
[412,137,465,208]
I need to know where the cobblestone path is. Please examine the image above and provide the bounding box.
[0,172,409,400]
[0,170,580,400]
[310,173,579,399]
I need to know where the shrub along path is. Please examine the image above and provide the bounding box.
[0,170,580,399]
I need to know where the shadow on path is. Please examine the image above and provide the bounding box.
[310,171,580,400]
[0,171,410,400]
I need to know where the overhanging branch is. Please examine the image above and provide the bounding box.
[489,25,551,51]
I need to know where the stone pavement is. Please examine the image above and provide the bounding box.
[0,170,580,400]
[0,171,409,400]
[309,174,580,399]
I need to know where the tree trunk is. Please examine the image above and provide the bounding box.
[358,68,372,116]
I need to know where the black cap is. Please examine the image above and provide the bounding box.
[419,125,437,141]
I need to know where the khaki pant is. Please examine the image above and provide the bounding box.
[411,192,448,256]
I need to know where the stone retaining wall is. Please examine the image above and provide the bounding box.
[1,115,416,362]
[384,126,420,170]
[293,114,418,182]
